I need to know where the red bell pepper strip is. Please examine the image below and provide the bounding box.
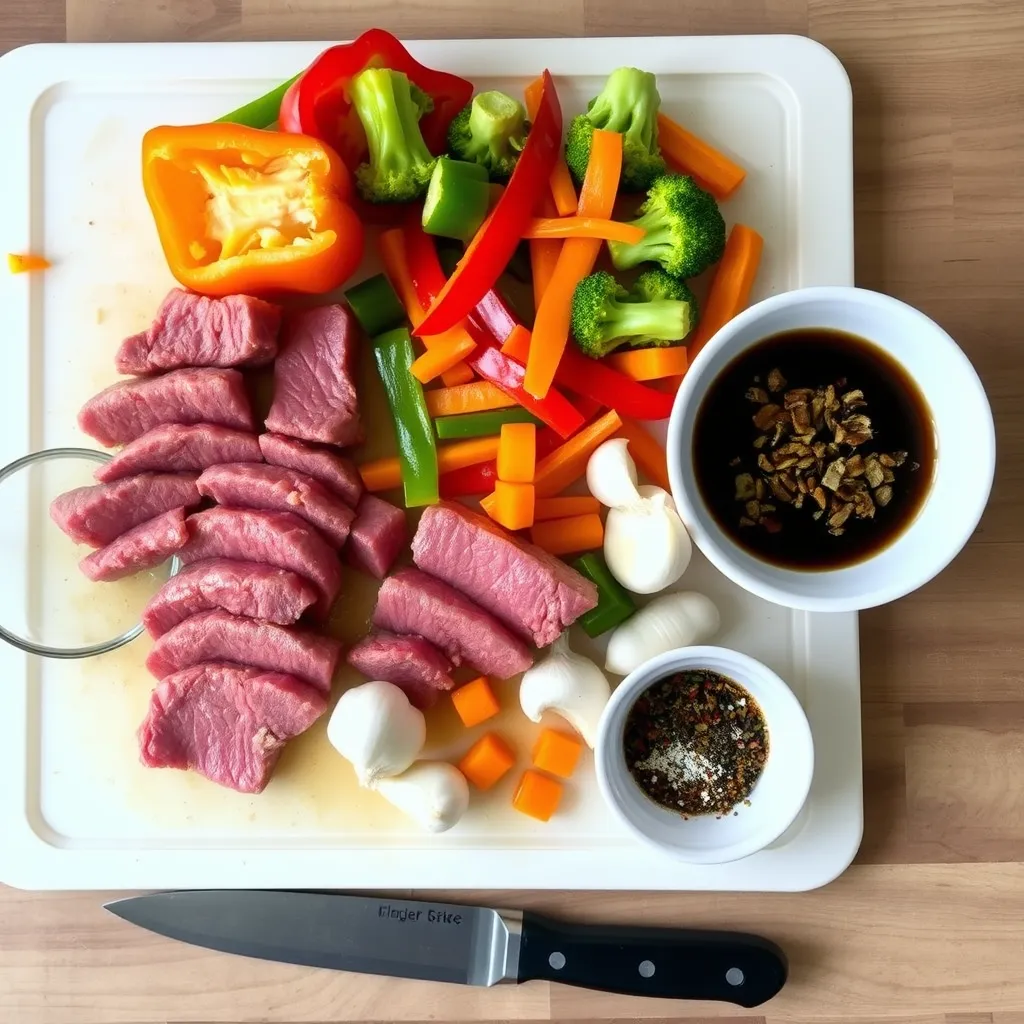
[402,223,585,439]
[415,70,563,337]
[278,29,473,172]
[439,428,561,498]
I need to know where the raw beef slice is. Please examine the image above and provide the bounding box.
[264,304,362,445]
[178,507,342,619]
[258,432,363,506]
[412,501,598,647]
[79,507,189,582]
[146,609,342,693]
[373,568,532,680]
[142,558,318,638]
[138,661,327,793]
[116,289,282,374]
[50,473,200,547]
[78,368,254,446]
[197,463,355,547]
[347,631,454,710]
[96,423,262,483]
[345,494,406,579]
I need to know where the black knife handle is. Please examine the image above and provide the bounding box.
[516,912,786,1006]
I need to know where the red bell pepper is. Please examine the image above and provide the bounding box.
[278,29,473,173]
[439,428,561,498]
[403,223,585,440]
[414,70,563,337]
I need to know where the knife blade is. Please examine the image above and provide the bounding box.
[105,891,786,1005]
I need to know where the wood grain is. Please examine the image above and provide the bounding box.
[2,0,1024,1021]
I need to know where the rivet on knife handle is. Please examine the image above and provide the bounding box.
[515,912,787,1006]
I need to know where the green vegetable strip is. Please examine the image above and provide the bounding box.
[372,328,439,508]
[435,407,540,440]
[571,552,636,638]
[346,274,408,337]
[216,74,301,128]
[422,158,491,242]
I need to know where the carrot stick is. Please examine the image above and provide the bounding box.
[534,496,601,520]
[501,324,531,361]
[606,346,689,382]
[379,228,474,387]
[656,113,747,200]
[523,217,645,244]
[529,194,562,310]
[525,130,623,400]
[530,513,604,556]
[426,381,517,417]
[525,76,578,217]
[410,333,477,384]
[685,224,764,363]
[534,409,622,497]
[361,437,501,491]
[616,416,670,492]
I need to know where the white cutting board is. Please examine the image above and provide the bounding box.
[0,35,859,891]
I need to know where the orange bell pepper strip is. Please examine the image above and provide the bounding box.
[378,228,475,387]
[142,123,363,297]
[525,130,623,400]
[525,76,578,217]
[522,217,645,244]
[607,345,689,381]
[529,194,562,310]
[360,436,500,491]
[656,113,747,200]
[409,333,477,384]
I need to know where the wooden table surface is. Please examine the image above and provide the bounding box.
[2,1,1023,1022]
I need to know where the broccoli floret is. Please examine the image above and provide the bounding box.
[447,91,529,182]
[607,173,726,278]
[564,67,666,193]
[627,269,699,348]
[570,270,696,358]
[350,68,437,204]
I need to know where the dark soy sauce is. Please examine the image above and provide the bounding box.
[692,328,936,570]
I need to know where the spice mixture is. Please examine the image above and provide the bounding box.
[623,670,768,818]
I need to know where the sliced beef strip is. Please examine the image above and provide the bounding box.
[96,423,262,483]
[346,630,455,710]
[146,609,341,693]
[178,507,341,620]
[142,558,318,639]
[79,506,188,582]
[197,463,355,548]
[258,432,363,507]
[265,304,363,446]
[138,661,327,794]
[372,568,532,680]
[412,501,598,648]
[115,289,282,375]
[50,473,200,547]
[78,368,254,447]
[345,494,407,579]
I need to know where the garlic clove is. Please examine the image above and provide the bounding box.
[373,761,470,833]
[327,680,426,788]
[519,633,611,747]
[586,438,642,509]
[605,591,720,676]
[603,487,692,595]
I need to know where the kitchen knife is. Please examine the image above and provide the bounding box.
[105,890,786,1005]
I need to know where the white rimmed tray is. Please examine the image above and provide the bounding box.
[0,35,858,891]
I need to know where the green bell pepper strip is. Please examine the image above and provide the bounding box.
[346,274,408,337]
[435,407,540,440]
[216,74,301,127]
[571,551,636,638]
[372,327,439,507]
[422,158,491,242]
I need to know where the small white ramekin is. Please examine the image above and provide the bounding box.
[595,646,814,864]
[667,286,995,612]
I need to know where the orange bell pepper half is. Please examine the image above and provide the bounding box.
[142,123,364,298]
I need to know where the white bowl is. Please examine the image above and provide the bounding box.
[667,286,995,612]
[595,646,814,864]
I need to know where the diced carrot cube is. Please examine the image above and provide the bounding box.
[531,728,583,779]
[451,676,500,728]
[492,480,535,531]
[512,769,563,821]
[458,732,516,790]
[497,422,536,483]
